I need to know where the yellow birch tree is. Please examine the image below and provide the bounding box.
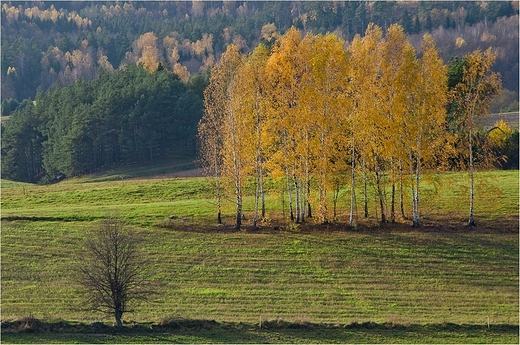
[232,44,270,229]
[348,24,384,224]
[264,27,307,223]
[199,44,244,227]
[306,33,350,224]
[379,24,410,223]
[448,48,501,226]
[401,35,448,227]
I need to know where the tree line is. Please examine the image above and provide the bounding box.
[198,24,514,230]
[2,1,518,108]
[1,64,205,183]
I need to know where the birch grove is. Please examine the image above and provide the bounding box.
[198,24,500,229]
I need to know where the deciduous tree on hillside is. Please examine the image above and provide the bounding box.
[306,33,350,224]
[233,44,270,229]
[448,49,502,226]
[264,27,307,223]
[402,34,449,227]
[199,44,245,229]
[348,24,384,224]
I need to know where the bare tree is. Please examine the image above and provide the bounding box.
[77,216,150,328]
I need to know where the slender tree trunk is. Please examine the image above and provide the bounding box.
[391,158,395,223]
[260,163,265,219]
[300,179,306,222]
[468,129,476,226]
[409,149,420,228]
[333,178,340,221]
[318,176,326,224]
[375,158,386,223]
[294,174,300,223]
[399,160,405,220]
[228,87,242,231]
[349,146,356,228]
[253,174,260,230]
[305,133,312,219]
[253,99,262,230]
[307,179,312,219]
[235,192,242,230]
[216,178,222,225]
[412,153,420,228]
[319,181,327,224]
[253,138,262,229]
[362,158,368,218]
[213,147,222,225]
[286,168,294,222]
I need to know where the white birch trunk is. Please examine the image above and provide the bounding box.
[349,146,356,228]
[286,167,294,222]
[362,158,368,218]
[375,158,386,223]
[228,86,242,230]
[468,129,476,226]
[399,160,405,220]
[412,154,420,228]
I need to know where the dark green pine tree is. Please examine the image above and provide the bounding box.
[1,102,44,182]
[401,9,413,34]
[425,12,433,31]
[413,15,421,34]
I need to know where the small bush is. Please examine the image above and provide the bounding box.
[286,222,300,232]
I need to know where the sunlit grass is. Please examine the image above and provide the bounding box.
[2,170,518,227]
[2,222,518,326]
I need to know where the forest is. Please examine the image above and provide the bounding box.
[1,1,519,105]
[1,65,206,182]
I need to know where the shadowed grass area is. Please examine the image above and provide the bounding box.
[1,318,518,344]
[66,156,198,183]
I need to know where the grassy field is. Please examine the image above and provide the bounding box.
[1,168,518,343]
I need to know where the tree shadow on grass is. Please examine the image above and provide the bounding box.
[1,318,518,344]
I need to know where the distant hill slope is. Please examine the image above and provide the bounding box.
[1,1,518,106]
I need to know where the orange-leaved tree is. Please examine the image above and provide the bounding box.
[232,44,270,229]
[400,34,449,227]
[348,24,384,224]
[264,27,309,223]
[306,33,351,224]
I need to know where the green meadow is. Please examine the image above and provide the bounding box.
[1,168,518,343]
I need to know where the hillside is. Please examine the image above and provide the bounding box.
[1,1,519,109]
[1,1,518,184]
